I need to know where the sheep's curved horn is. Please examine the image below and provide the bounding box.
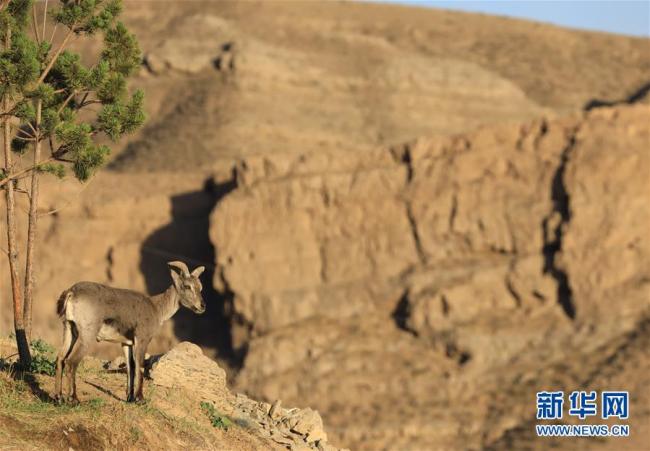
[168,261,190,276]
[191,266,205,278]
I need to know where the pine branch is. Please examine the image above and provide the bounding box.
[0,157,55,188]
[37,28,75,86]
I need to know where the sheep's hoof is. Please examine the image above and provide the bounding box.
[66,396,80,406]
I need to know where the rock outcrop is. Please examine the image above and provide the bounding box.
[150,342,343,451]
[209,104,650,449]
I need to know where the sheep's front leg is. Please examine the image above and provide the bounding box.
[122,344,135,402]
[133,337,150,403]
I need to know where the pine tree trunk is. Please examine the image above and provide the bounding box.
[23,99,41,341]
[3,24,31,368]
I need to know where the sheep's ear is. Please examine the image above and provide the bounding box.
[170,269,183,289]
[191,266,205,278]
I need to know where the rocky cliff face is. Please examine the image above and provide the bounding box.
[210,104,650,449]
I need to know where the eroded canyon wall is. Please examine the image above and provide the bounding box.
[209,104,649,449]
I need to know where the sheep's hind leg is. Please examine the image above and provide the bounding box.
[63,336,88,405]
[54,321,76,404]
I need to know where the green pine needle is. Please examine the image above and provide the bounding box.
[3,0,144,184]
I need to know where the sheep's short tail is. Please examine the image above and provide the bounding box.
[56,290,73,319]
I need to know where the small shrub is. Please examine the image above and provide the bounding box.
[29,355,56,376]
[30,339,55,355]
[200,401,233,430]
[29,339,57,376]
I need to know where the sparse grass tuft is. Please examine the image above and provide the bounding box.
[87,397,105,409]
[200,401,233,430]
[129,425,142,443]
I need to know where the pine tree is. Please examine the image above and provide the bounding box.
[0,0,145,368]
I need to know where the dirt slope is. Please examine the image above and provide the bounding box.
[100,0,649,171]
[0,340,342,450]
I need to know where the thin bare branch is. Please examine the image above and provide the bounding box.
[25,121,37,136]
[58,90,76,114]
[37,28,75,85]
[0,157,55,189]
[79,99,102,108]
[0,103,19,117]
[40,178,97,217]
[16,127,35,139]
[42,0,49,44]
[31,4,41,43]
[49,23,58,45]
[48,135,55,156]
[13,135,36,142]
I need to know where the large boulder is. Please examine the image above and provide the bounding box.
[150,341,228,397]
